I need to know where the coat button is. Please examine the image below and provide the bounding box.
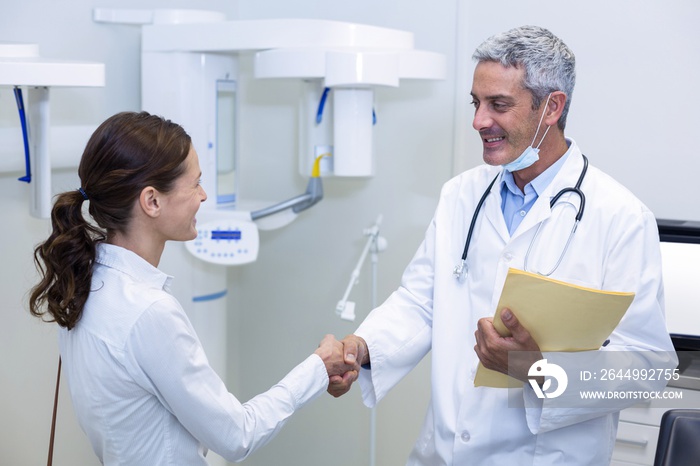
[460,431,471,442]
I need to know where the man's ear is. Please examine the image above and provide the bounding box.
[139,186,161,218]
[544,91,567,127]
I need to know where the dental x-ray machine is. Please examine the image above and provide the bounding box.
[93,16,445,465]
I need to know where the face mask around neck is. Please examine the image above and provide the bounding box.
[502,93,553,173]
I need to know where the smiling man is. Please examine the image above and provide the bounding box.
[330,26,675,465]
[470,61,569,192]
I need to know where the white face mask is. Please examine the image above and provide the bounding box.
[502,93,553,173]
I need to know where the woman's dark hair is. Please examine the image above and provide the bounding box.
[29,111,192,329]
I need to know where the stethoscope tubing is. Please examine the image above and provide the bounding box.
[456,154,588,276]
[460,174,499,262]
[548,154,587,221]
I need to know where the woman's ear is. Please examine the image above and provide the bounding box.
[139,186,161,218]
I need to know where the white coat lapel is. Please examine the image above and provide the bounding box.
[483,173,510,244]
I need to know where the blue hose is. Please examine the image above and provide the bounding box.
[13,87,31,183]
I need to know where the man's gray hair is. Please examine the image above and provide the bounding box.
[472,25,576,130]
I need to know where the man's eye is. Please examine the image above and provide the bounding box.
[470,100,479,108]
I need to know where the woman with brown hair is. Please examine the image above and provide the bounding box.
[29,111,356,465]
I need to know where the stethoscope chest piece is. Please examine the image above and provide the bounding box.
[453,260,468,281]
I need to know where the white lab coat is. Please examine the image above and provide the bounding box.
[355,139,675,465]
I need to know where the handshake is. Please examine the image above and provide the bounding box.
[314,334,369,398]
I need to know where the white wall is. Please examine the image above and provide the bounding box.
[2,1,698,466]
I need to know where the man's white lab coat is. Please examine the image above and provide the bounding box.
[355,139,675,465]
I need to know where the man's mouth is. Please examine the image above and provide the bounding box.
[485,136,504,143]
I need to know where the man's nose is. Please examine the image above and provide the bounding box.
[472,106,492,132]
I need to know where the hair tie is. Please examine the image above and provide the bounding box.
[77,187,89,201]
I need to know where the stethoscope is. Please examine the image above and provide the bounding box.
[453,154,588,281]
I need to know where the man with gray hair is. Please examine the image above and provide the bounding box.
[330,25,674,465]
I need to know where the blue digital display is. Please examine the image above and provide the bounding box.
[211,230,242,240]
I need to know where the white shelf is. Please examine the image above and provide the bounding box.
[0,42,104,87]
[140,18,414,53]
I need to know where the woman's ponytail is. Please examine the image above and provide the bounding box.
[29,190,104,329]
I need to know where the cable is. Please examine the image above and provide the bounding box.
[13,87,32,183]
[316,86,377,126]
[315,87,330,124]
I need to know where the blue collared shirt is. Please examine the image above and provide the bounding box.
[500,145,572,235]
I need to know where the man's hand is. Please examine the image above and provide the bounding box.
[326,334,369,398]
[315,334,360,381]
[474,308,542,382]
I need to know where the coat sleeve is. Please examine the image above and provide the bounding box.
[354,215,437,407]
[124,299,328,461]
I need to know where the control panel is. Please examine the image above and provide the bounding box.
[186,215,259,266]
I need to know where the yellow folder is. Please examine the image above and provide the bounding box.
[474,268,635,388]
